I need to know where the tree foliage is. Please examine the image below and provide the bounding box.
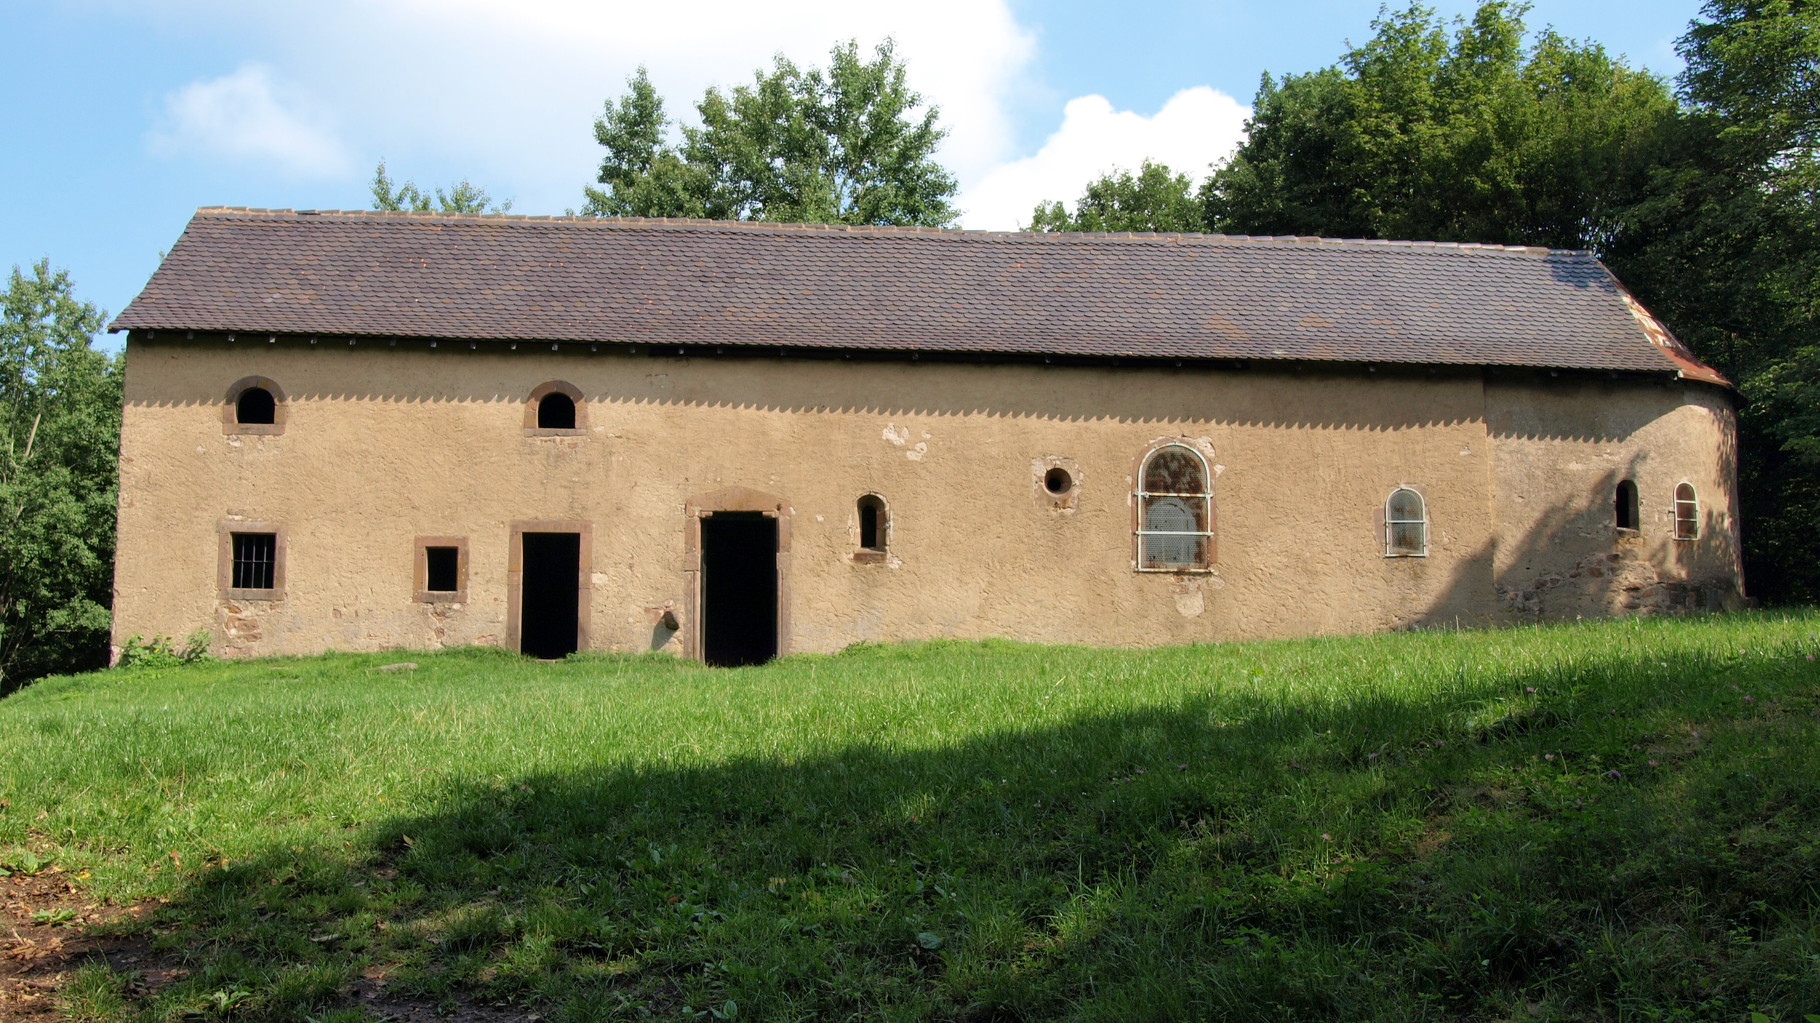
[1203,1,1679,250]
[1607,0,1820,603]
[370,160,512,214]
[0,262,119,689]
[582,40,959,227]
[1027,161,1202,232]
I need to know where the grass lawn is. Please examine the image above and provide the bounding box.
[0,613,1817,1021]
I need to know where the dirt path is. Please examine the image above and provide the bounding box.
[0,867,164,1021]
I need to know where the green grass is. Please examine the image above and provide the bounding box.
[2,614,1818,1021]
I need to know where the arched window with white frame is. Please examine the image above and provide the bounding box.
[1135,444,1212,571]
[1674,483,1699,540]
[1385,488,1427,557]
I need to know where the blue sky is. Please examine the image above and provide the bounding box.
[5,0,1705,344]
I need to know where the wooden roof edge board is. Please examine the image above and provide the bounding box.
[114,326,1695,380]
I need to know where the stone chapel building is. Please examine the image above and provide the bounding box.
[108,208,1745,664]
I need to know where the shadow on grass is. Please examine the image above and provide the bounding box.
[135,635,1819,1022]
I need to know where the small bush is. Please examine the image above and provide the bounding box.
[118,630,213,669]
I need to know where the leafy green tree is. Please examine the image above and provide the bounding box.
[1203,2,1678,250]
[371,160,512,214]
[0,262,119,689]
[1027,161,1203,232]
[1607,0,1820,603]
[583,40,959,227]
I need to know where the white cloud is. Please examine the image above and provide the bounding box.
[957,87,1251,230]
[112,0,1038,212]
[147,64,353,177]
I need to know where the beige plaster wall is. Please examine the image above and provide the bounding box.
[112,339,1740,660]
[1485,376,1743,619]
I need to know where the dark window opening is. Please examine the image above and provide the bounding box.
[537,392,577,430]
[1044,467,1073,494]
[520,532,581,659]
[236,386,276,425]
[701,512,778,667]
[231,532,277,590]
[858,495,886,550]
[1615,480,1639,531]
[425,546,459,592]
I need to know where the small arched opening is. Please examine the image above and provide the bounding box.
[1615,480,1640,532]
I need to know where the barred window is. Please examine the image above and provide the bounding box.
[1385,488,1427,557]
[231,532,277,590]
[1136,445,1212,571]
[1615,480,1640,531]
[1674,483,1699,540]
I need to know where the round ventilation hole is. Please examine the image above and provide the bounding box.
[1044,467,1074,495]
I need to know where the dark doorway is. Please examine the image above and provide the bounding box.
[520,532,581,659]
[701,512,778,667]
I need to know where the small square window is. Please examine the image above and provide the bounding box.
[218,521,286,599]
[416,536,468,602]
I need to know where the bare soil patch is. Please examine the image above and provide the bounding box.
[0,867,165,1021]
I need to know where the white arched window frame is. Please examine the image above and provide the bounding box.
[1385,488,1428,557]
[1135,444,1213,571]
[1674,482,1699,540]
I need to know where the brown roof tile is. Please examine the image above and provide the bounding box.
[111,207,1723,381]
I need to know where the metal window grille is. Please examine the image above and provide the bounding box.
[425,546,460,592]
[231,532,277,590]
[1136,446,1211,570]
[1674,483,1699,540]
[1385,488,1427,557]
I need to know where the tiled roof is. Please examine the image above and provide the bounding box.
[112,207,1723,381]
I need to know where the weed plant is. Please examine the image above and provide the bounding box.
[2,613,1817,1021]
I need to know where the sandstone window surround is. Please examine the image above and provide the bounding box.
[415,535,469,603]
[222,376,286,436]
[1135,443,1214,572]
[1385,488,1428,557]
[1674,482,1700,540]
[524,380,586,436]
[854,494,888,564]
[218,521,286,600]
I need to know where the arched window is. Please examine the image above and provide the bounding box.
[1674,483,1699,540]
[524,381,585,434]
[236,386,275,425]
[1385,488,1427,557]
[1135,444,1212,571]
[857,494,888,552]
[222,376,286,436]
[1615,480,1640,531]
[538,391,576,429]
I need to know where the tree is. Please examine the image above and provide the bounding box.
[0,262,119,690]
[371,160,512,214]
[1606,0,1820,603]
[1202,2,1678,251]
[582,40,959,227]
[1027,161,1203,232]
